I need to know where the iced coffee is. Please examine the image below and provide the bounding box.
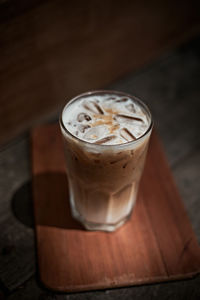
[60,90,152,231]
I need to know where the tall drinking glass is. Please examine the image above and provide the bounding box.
[60,90,153,231]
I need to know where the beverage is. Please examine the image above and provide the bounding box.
[60,90,153,231]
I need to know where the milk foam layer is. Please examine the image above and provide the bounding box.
[63,94,150,145]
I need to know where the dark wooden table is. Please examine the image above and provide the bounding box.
[0,36,200,299]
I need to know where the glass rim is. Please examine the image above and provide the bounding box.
[59,90,153,149]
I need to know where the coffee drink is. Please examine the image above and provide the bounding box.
[60,91,152,231]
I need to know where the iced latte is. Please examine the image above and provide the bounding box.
[60,91,152,231]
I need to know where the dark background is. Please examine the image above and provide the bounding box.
[1,0,200,146]
[0,1,200,299]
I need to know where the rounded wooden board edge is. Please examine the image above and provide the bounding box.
[39,270,200,293]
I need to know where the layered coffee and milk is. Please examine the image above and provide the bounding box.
[60,91,152,231]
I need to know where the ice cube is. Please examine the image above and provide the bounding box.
[83,101,104,114]
[95,135,117,144]
[83,125,108,141]
[78,124,91,133]
[120,128,136,142]
[77,113,91,122]
[115,114,143,123]
[116,97,128,103]
[125,103,136,113]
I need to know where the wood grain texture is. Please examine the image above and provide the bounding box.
[32,124,200,292]
[1,0,200,145]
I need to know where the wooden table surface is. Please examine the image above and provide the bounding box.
[0,1,200,299]
[0,35,200,299]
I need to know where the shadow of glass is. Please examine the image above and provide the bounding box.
[12,180,34,228]
[12,172,84,231]
[33,172,84,230]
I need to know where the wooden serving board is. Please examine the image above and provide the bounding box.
[32,124,200,292]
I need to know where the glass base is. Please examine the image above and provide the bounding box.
[71,206,132,232]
